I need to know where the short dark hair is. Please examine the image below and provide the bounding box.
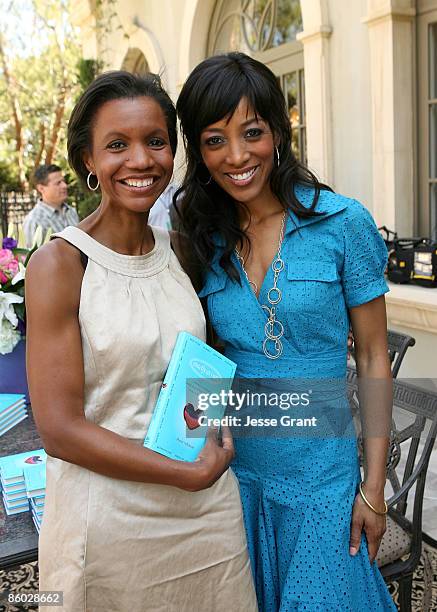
[67,71,177,188]
[33,164,62,186]
[175,52,331,279]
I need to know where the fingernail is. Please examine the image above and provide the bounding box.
[350,547,357,556]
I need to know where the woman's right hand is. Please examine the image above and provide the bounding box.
[182,426,235,492]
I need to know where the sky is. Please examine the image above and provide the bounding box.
[0,0,59,58]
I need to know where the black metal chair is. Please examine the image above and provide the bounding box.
[386,330,416,378]
[347,370,437,612]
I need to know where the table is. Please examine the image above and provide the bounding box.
[0,407,41,571]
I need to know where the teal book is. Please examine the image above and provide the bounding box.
[0,449,47,485]
[144,332,236,461]
[30,498,44,517]
[2,493,29,515]
[23,462,46,498]
[3,488,27,502]
[0,478,26,493]
[0,405,27,426]
[0,394,26,413]
[0,407,28,437]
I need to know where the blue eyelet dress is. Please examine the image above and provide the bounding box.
[198,185,397,612]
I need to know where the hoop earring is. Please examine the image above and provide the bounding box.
[87,172,99,191]
[275,146,280,168]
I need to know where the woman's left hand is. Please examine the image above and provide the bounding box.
[349,487,387,563]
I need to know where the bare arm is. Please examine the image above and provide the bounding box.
[25,240,233,492]
[348,295,392,561]
[350,295,392,490]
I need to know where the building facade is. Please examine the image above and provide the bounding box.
[75,0,437,377]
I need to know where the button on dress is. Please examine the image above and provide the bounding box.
[199,185,396,611]
[38,226,257,612]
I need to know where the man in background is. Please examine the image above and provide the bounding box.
[23,164,79,247]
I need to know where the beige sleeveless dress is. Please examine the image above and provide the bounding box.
[38,226,257,612]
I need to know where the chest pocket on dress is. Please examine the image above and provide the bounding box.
[285,259,339,315]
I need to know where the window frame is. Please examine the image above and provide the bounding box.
[417,4,437,238]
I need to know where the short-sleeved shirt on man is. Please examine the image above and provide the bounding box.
[23,199,79,247]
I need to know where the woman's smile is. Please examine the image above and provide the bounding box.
[116,174,161,194]
[225,165,259,187]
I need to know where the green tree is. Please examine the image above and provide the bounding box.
[0,0,82,189]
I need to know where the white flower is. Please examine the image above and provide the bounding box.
[32,225,43,248]
[0,319,21,354]
[0,290,24,328]
[11,262,26,285]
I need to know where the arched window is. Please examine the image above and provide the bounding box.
[208,0,302,54]
[121,48,150,75]
[208,1,306,161]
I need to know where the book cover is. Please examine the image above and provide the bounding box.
[23,463,46,498]
[144,332,236,462]
[0,449,47,485]
[0,394,26,413]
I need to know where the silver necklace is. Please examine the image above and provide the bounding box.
[235,211,286,360]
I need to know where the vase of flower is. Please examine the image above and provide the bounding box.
[0,235,32,401]
[0,338,28,400]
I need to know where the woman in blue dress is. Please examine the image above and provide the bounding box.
[175,53,396,611]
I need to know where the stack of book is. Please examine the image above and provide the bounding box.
[0,449,47,525]
[0,394,28,437]
[23,461,46,533]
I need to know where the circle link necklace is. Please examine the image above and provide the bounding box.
[235,211,286,360]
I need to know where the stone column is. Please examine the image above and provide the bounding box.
[364,0,416,233]
[297,0,333,184]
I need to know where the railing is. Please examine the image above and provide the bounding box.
[0,191,37,236]
[0,190,81,236]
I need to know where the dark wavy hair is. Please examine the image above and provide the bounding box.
[68,71,177,189]
[175,52,332,280]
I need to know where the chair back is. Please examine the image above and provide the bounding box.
[386,330,416,378]
[347,369,437,566]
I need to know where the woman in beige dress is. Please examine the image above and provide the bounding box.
[26,71,257,612]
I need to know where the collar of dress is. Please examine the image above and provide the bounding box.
[211,186,348,248]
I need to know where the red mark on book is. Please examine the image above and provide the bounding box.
[183,403,202,430]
